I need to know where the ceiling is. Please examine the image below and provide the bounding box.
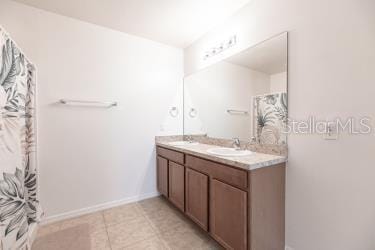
[226,33,288,75]
[12,0,252,48]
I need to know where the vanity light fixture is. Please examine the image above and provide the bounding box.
[204,35,237,60]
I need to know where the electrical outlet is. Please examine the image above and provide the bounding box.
[285,246,294,250]
[323,122,338,140]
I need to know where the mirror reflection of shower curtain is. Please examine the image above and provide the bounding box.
[253,92,288,145]
[0,26,43,250]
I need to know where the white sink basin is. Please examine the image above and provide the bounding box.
[168,141,199,146]
[206,147,253,157]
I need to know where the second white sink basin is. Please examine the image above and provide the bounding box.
[207,147,253,157]
[168,141,199,146]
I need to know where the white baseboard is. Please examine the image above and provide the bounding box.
[41,191,160,225]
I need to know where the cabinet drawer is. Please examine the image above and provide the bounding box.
[186,155,248,190]
[157,147,184,164]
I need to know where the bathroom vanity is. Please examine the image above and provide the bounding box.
[155,141,286,250]
[155,32,289,250]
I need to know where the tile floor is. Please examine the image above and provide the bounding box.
[33,196,223,250]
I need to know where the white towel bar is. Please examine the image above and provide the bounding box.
[59,99,117,108]
[226,109,249,115]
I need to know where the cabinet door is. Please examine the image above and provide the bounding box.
[168,161,185,211]
[157,156,168,197]
[185,168,209,231]
[211,179,247,250]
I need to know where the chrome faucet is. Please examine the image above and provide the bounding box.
[186,135,194,143]
[232,137,241,150]
[250,136,258,144]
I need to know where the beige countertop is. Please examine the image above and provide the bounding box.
[156,141,287,171]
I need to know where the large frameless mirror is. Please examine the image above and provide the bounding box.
[184,32,288,145]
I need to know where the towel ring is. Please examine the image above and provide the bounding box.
[169,107,179,117]
[189,108,197,118]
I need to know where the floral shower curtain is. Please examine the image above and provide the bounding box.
[0,27,42,249]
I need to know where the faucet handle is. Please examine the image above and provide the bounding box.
[232,137,241,149]
[233,137,240,144]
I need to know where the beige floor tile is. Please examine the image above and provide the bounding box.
[123,236,169,250]
[144,206,193,234]
[89,228,111,250]
[60,212,106,233]
[107,216,157,249]
[160,225,222,250]
[33,224,91,250]
[34,199,223,250]
[202,239,224,250]
[103,203,143,226]
[137,196,171,215]
[36,222,62,238]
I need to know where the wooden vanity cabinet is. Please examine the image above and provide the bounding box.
[156,146,285,250]
[156,156,168,197]
[186,155,248,249]
[156,147,186,211]
[168,161,185,211]
[211,179,247,250]
[185,167,209,231]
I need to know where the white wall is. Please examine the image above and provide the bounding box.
[0,0,183,219]
[185,0,375,250]
[270,71,287,93]
[184,61,269,140]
